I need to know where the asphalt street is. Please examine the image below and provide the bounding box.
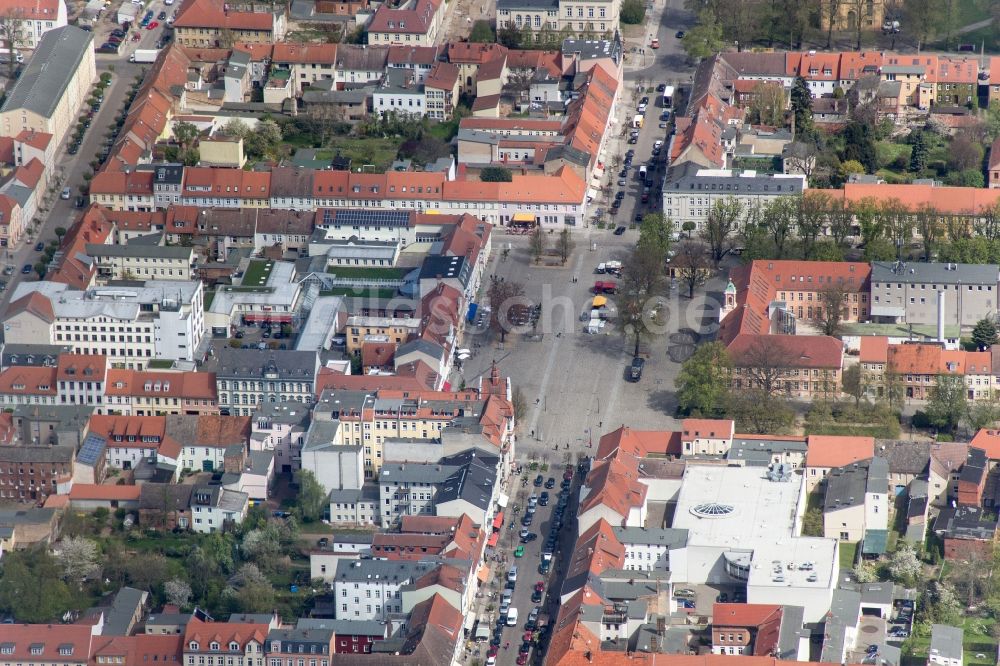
[0,5,171,308]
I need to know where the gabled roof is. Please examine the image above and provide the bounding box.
[578,456,648,520]
[0,26,92,119]
[595,426,680,459]
[174,0,276,31]
[6,291,54,324]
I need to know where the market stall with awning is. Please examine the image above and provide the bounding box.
[492,511,504,531]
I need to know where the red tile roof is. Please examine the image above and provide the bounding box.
[681,418,735,440]
[174,0,276,31]
[56,354,107,383]
[728,334,843,370]
[805,434,874,468]
[69,484,140,501]
[970,429,1000,461]
[273,43,338,64]
[6,290,54,324]
[0,365,57,396]
[579,455,648,519]
[368,0,442,35]
[595,426,681,459]
[859,336,889,364]
[3,0,61,22]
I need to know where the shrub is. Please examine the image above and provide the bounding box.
[620,0,645,23]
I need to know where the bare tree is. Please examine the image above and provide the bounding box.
[795,191,828,259]
[913,204,941,261]
[974,200,1000,241]
[762,196,796,259]
[0,8,24,80]
[487,276,526,344]
[671,241,710,298]
[700,197,742,263]
[615,247,665,358]
[557,229,574,265]
[827,197,854,248]
[748,82,786,126]
[815,281,848,337]
[529,227,545,264]
[733,335,791,396]
[821,0,844,48]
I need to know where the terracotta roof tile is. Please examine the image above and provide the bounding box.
[805,434,874,468]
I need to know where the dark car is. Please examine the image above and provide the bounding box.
[611,199,621,209]
[533,474,544,487]
[657,83,666,92]
[640,96,649,105]
[628,356,645,382]
[318,537,329,548]
[675,30,685,38]
[625,149,635,158]
[545,477,555,489]
[68,144,79,155]
[615,191,625,200]
[110,28,126,37]
[521,515,533,527]
[521,532,537,543]
[539,492,549,506]
[660,111,671,121]
[158,10,167,19]
[614,226,626,235]
[21,264,31,274]
[34,242,43,252]
[74,196,86,208]
[531,589,543,603]
[634,213,643,223]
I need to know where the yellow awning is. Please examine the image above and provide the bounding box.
[592,295,608,308]
[512,213,537,223]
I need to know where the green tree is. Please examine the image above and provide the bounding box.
[682,9,724,60]
[909,130,928,173]
[973,318,999,351]
[619,0,645,24]
[480,166,513,182]
[839,159,867,179]
[295,469,327,522]
[887,543,922,586]
[968,401,998,432]
[926,375,968,434]
[790,76,814,139]
[815,282,848,337]
[33,262,46,279]
[727,388,794,434]
[54,226,67,242]
[469,20,494,42]
[557,228,574,264]
[615,247,664,358]
[0,548,73,622]
[842,121,878,174]
[842,364,865,407]
[700,197,742,262]
[812,239,845,261]
[637,213,674,266]
[675,341,731,416]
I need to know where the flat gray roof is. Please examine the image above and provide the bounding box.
[1,26,93,118]
[871,261,999,286]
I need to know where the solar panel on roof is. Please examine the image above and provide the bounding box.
[335,209,409,228]
[77,433,106,466]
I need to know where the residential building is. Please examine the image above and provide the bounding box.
[265,627,335,664]
[172,0,287,46]
[822,458,889,553]
[214,348,319,416]
[165,413,251,472]
[496,0,559,32]
[934,504,998,561]
[804,435,875,494]
[424,62,460,121]
[250,400,310,474]
[366,0,444,47]
[2,0,68,49]
[929,624,964,666]
[870,261,999,329]
[0,26,95,148]
[182,618,269,666]
[373,67,426,117]
[87,242,196,282]
[0,440,75,501]
[663,164,808,231]
[0,625,95,665]
[4,281,205,370]
[103,369,218,416]
[189,484,249,533]
[293,618,387,655]
[272,43,338,96]
[710,603,784,656]
[330,559,438,620]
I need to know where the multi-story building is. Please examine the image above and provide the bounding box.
[366,0,444,47]
[344,315,421,355]
[0,441,75,501]
[423,62,460,121]
[88,414,168,471]
[0,26,95,148]
[265,628,335,666]
[4,0,68,50]
[0,625,96,665]
[172,0,287,46]
[331,559,438,620]
[183,619,269,666]
[214,348,319,416]
[711,603,784,656]
[496,0,560,32]
[250,401,309,474]
[87,243,196,282]
[822,458,889,548]
[4,281,205,370]
[373,68,427,117]
[271,43,338,96]
[293,618,386,655]
[663,164,808,231]
[103,369,218,416]
[189,484,249,533]
[870,261,999,330]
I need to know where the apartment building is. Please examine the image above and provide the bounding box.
[870,261,999,329]
[4,281,205,370]
[88,414,169,471]
[424,62,461,121]
[0,441,76,501]
[496,0,560,32]
[87,243,196,282]
[189,484,249,533]
[265,628,335,666]
[663,164,808,231]
[367,0,444,47]
[172,0,287,46]
[103,369,218,416]
[822,458,889,548]
[0,625,96,665]
[272,43,338,96]
[182,618,269,666]
[4,0,68,49]
[214,348,319,416]
[373,68,426,117]
[0,26,95,148]
[331,559,438,620]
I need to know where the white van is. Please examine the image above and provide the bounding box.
[506,607,519,626]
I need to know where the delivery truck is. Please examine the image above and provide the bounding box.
[130,49,159,63]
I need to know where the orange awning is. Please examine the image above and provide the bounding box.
[492,511,504,531]
[477,564,490,583]
[487,532,500,548]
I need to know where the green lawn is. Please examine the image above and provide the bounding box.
[312,136,402,172]
[320,287,398,299]
[243,260,273,286]
[146,359,174,369]
[903,617,998,666]
[325,266,407,280]
[839,541,859,569]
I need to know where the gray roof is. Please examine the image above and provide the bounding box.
[860,582,895,606]
[0,444,74,464]
[295,618,386,637]
[775,605,806,660]
[611,527,688,549]
[930,624,963,660]
[562,37,622,63]
[824,458,887,512]
[138,483,194,510]
[138,163,184,185]
[301,420,352,454]
[252,400,311,427]
[328,484,379,504]
[214,348,319,382]
[497,0,557,8]
[434,448,499,511]
[666,161,806,195]
[819,589,862,663]
[418,254,469,283]
[229,612,275,624]
[2,343,68,367]
[103,587,147,636]
[1,26,93,118]
[876,440,931,476]
[395,337,444,362]
[871,260,1000,286]
[934,505,999,540]
[333,558,436,584]
[727,436,808,465]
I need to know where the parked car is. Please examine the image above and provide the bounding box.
[34,242,44,252]
[614,226,626,235]
[21,264,32,274]
[533,474,544,487]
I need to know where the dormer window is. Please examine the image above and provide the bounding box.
[229,642,239,651]
[210,642,220,651]
[30,645,43,656]
[189,642,199,651]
